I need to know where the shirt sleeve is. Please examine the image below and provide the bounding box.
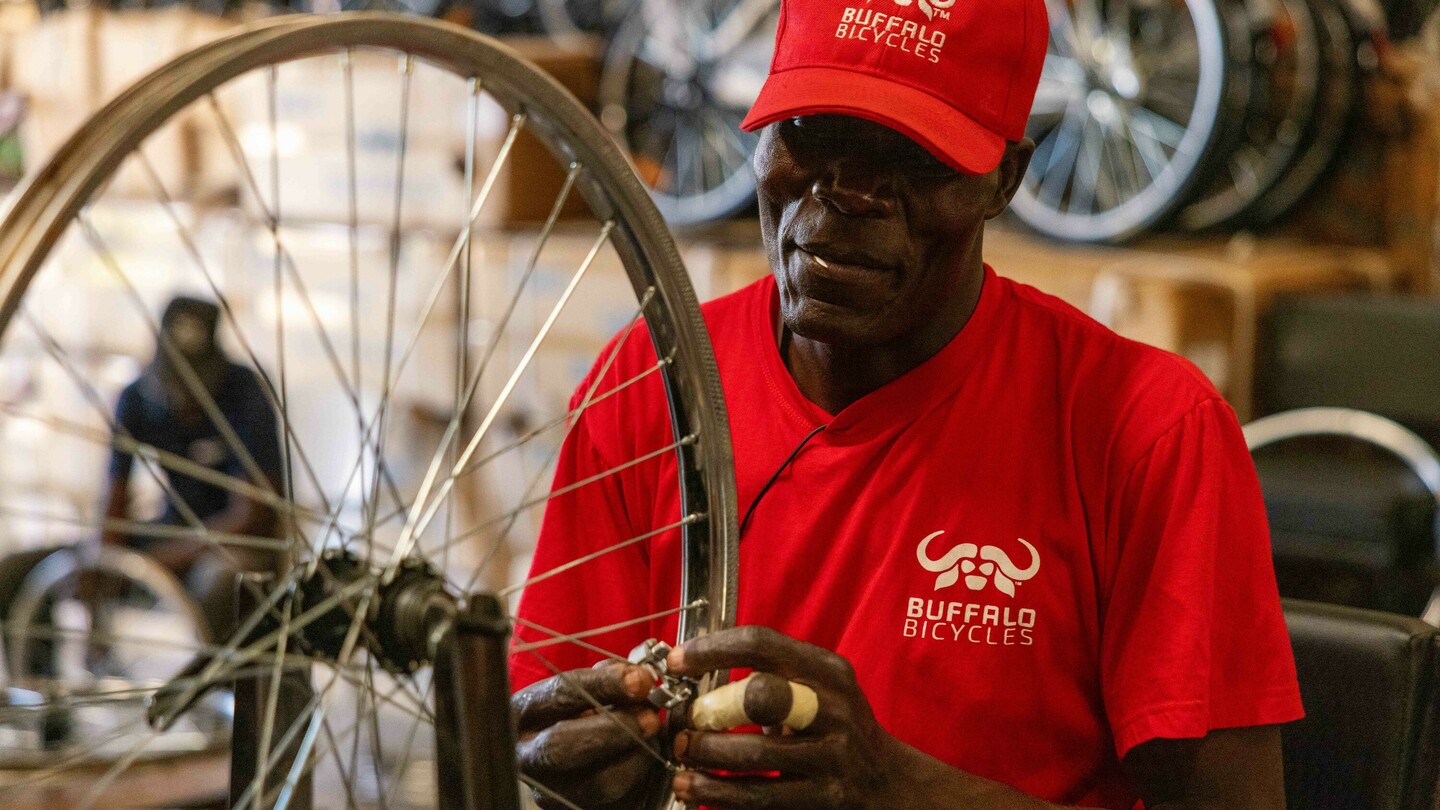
[1099,397,1304,758]
[509,354,656,692]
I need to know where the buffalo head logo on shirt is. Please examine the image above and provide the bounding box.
[916,532,1040,597]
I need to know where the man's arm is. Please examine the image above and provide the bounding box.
[665,626,1286,810]
[98,476,130,548]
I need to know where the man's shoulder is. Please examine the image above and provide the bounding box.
[993,272,1228,456]
[998,272,1218,399]
[698,276,771,339]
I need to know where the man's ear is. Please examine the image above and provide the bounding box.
[985,138,1035,219]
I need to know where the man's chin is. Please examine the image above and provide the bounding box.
[784,300,892,348]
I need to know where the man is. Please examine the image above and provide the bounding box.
[0,297,281,671]
[510,0,1303,806]
[100,295,282,638]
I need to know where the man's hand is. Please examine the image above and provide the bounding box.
[664,626,904,809]
[511,661,665,809]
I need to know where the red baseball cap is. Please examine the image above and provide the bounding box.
[741,0,1049,174]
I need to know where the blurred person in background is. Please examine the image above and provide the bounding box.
[0,295,282,663]
[99,295,283,639]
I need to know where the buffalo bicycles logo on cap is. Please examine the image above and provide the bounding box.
[916,531,1041,597]
[874,0,956,21]
[841,1,951,63]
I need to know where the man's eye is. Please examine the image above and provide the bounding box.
[895,150,958,178]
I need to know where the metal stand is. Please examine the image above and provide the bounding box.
[434,593,521,810]
[230,572,314,810]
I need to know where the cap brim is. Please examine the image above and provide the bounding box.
[741,66,1005,175]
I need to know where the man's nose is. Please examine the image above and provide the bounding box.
[810,157,896,217]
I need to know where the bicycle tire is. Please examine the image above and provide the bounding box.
[0,12,736,809]
[1176,0,1322,231]
[1242,0,1370,227]
[597,0,772,226]
[1009,0,1253,243]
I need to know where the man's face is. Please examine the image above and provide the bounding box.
[756,115,1028,350]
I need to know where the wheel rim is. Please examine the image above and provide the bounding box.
[0,13,736,809]
[1176,0,1322,230]
[1244,0,1364,227]
[1011,0,1236,243]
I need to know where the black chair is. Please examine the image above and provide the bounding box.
[1282,599,1440,809]
[1250,294,1440,620]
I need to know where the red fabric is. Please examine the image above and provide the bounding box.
[511,267,1303,808]
[741,0,1048,173]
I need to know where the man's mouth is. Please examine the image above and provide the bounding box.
[797,246,889,274]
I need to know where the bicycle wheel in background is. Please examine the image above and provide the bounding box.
[1175,0,1322,231]
[1242,0,1382,227]
[598,0,776,226]
[0,13,735,809]
[1011,0,1251,243]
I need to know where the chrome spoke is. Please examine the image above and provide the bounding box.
[497,513,705,598]
[388,222,615,575]
[511,600,706,654]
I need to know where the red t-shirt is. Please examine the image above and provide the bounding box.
[511,267,1303,807]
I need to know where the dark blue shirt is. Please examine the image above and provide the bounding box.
[109,362,282,524]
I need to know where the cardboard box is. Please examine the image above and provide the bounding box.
[13,8,237,199]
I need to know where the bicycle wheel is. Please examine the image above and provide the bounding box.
[1010,0,1251,243]
[597,0,775,226]
[1175,0,1321,231]
[0,13,736,810]
[1243,0,1374,227]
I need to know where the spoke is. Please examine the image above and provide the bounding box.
[1123,107,1169,181]
[1037,101,1086,209]
[344,48,362,410]
[0,404,340,531]
[448,75,483,580]
[1130,106,1186,151]
[463,288,658,589]
[365,663,394,810]
[367,53,414,555]
[0,502,289,554]
[362,349,672,544]
[255,586,297,799]
[457,354,671,480]
[377,675,432,809]
[1070,115,1103,216]
[497,513,704,598]
[0,715,150,792]
[388,222,615,577]
[521,774,587,810]
[524,647,670,768]
[511,599,706,654]
[512,616,628,664]
[436,433,696,572]
[75,725,163,810]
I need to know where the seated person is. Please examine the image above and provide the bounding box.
[101,295,283,640]
[0,296,282,660]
